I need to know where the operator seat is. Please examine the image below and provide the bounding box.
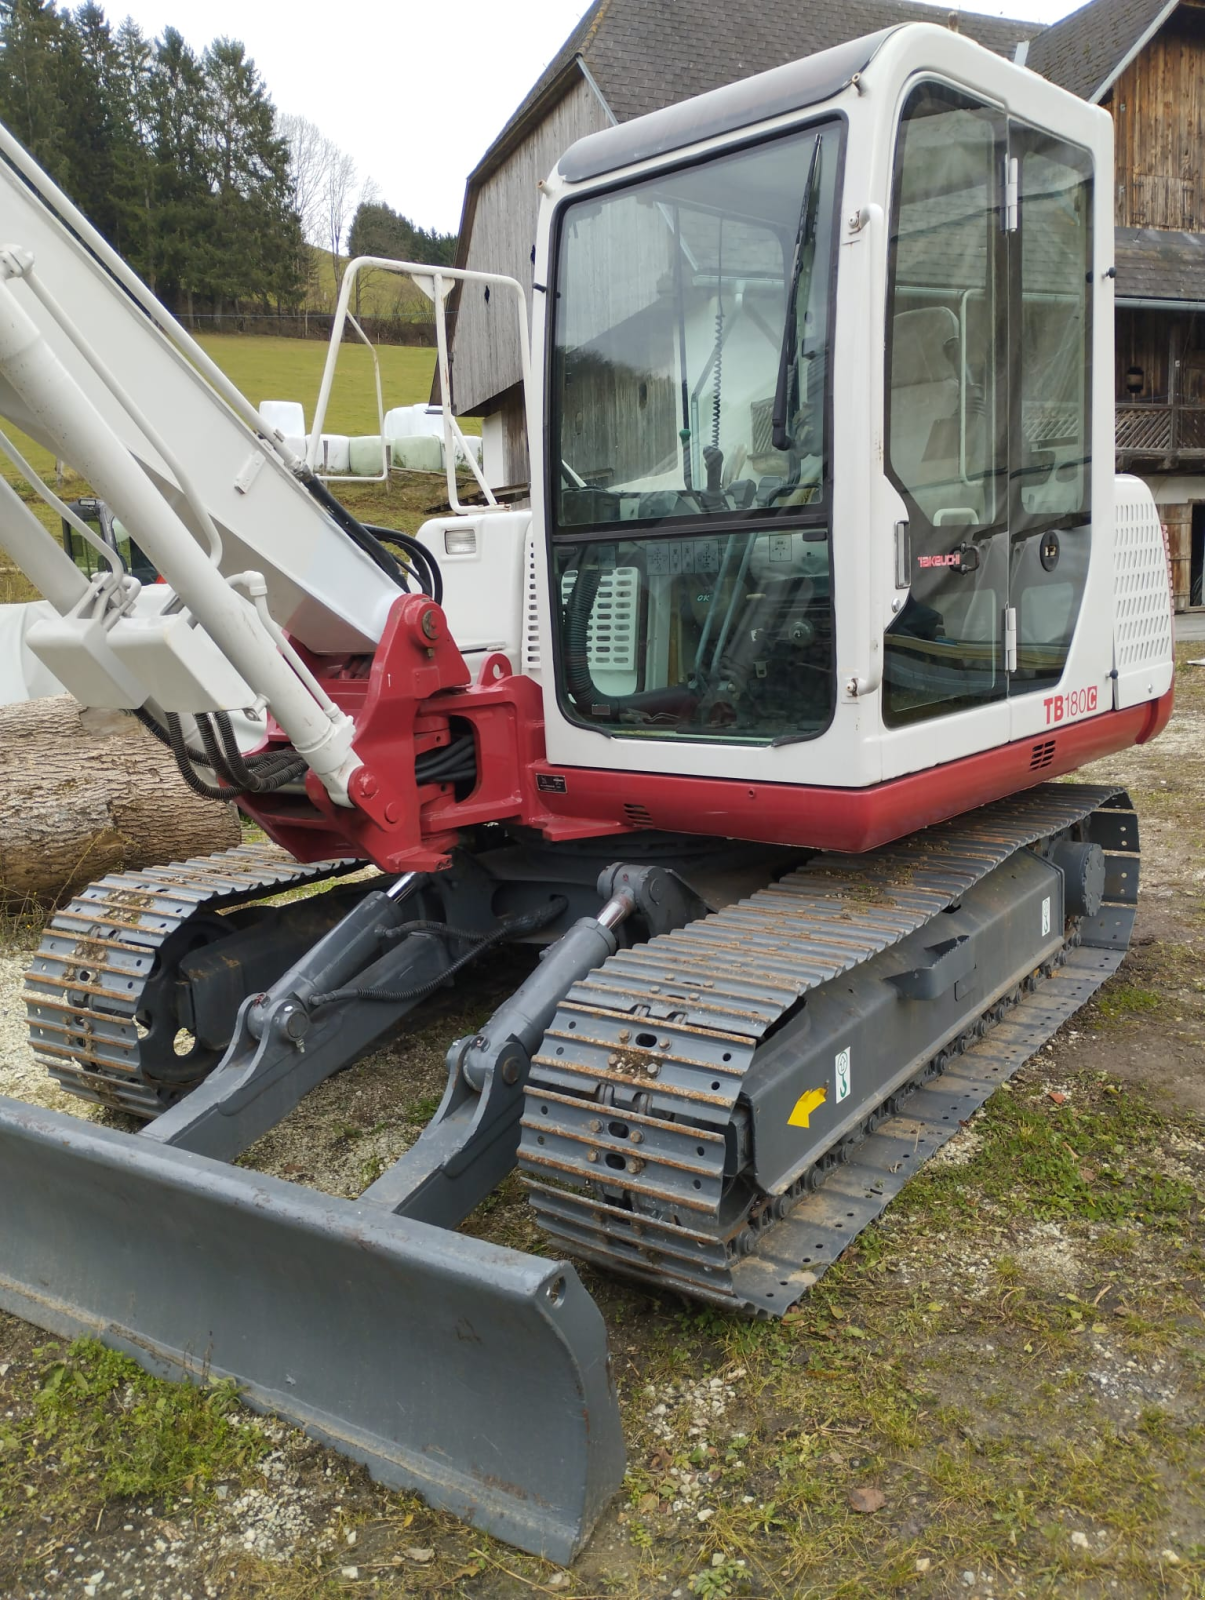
[889,305,962,512]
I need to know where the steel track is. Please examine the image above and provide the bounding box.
[24,842,359,1117]
[519,784,1138,1313]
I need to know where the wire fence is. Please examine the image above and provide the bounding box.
[174,309,438,347]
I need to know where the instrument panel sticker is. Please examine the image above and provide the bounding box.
[835,1047,851,1103]
[788,1085,827,1128]
[644,540,721,577]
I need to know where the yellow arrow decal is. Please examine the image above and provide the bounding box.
[788,1085,828,1128]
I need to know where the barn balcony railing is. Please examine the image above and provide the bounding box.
[1115,399,1205,458]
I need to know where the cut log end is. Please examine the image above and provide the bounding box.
[0,696,241,905]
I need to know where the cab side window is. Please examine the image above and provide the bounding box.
[883,83,1007,726]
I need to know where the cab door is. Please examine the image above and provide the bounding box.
[1007,126,1094,711]
[881,81,1011,734]
[880,86,1095,739]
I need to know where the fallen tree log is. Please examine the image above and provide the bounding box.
[0,696,241,904]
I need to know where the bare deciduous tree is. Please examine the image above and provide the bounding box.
[281,113,370,300]
[279,112,328,247]
[324,147,358,287]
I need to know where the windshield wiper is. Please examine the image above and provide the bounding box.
[771,137,823,454]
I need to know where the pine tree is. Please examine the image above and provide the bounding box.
[0,0,71,183]
[147,26,210,311]
[64,4,121,241]
[107,15,155,276]
[200,37,302,312]
[0,4,310,316]
[348,199,456,268]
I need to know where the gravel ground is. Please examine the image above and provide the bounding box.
[0,949,80,1116]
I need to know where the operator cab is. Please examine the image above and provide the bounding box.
[531,22,1131,827]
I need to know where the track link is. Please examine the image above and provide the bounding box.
[24,842,360,1117]
[519,784,1138,1313]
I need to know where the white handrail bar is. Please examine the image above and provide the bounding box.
[311,257,531,514]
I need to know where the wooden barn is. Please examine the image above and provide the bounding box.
[446,0,1205,613]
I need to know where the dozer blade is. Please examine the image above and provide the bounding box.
[0,1096,624,1563]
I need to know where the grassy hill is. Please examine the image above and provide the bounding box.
[194,333,456,437]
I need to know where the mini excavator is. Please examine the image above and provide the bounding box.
[0,23,1173,1560]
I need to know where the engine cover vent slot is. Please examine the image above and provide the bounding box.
[623,802,654,828]
[1029,739,1056,770]
[522,528,541,673]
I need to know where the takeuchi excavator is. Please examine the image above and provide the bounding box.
[0,22,1173,1561]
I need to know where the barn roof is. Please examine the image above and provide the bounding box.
[472,0,1042,185]
[1115,225,1205,305]
[1024,0,1178,101]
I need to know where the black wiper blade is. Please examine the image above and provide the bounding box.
[772,137,823,454]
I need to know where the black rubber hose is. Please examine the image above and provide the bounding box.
[563,563,610,714]
[164,712,241,800]
[150,711,303,801]
[363,525,443,605]
[415,735,475,779]
[137,707,295,774]
[299,471,409,588]
[309,898,567,1010]
[211,712,306,794]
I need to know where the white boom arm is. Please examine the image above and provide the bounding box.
[0,126,408,801]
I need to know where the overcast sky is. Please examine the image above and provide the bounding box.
[113,0,1087,234]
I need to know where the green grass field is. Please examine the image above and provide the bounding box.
[192,333,461,439]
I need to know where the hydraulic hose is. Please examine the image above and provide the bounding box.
[415,733,476,786]
[363,525,443,604]
[144,709,305,801]
[299,470,408,588]
[563,563,608,713]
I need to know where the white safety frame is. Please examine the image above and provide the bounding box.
[310,258,531,515]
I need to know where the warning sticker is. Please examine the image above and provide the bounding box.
[1041,896,1051,937]
[835,1047,852,1103]
[788,1086,827,1128]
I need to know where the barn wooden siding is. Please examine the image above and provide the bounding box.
[449,73,610,485]
[1160,501,1195,607]
[1108,7,1205,230]
[1114,306,1205,609]
[1115,308,1205,403]
[1103,10,1205,611]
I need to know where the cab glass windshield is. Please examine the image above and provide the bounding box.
[551,124,842,530]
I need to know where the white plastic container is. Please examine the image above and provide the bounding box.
[258,399,306,460]
[259,399,305,437]
[385,402,440,440]
[383,405,419,442]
